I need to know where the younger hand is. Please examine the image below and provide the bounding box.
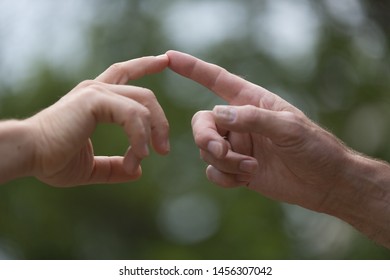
[27,55,170,187]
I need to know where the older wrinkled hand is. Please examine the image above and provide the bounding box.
[166,50,349,212]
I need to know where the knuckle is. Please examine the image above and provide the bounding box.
[133,105,151,120]
[191,110,209,126]
[78,87,104,105]
[77,79,96,89]
[192,130,208,148]
[77,80,107,96]
[141,88,156,99]
[133,128,148,144]
[140,88,158,106]
[278,111,308,140]
[281,112,304,130]
[107,62,125,75]
[242,105,261,126]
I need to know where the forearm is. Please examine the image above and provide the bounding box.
[0,120,35,184]
[325,151,390,248]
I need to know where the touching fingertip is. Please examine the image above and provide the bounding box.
[156,54,168,60]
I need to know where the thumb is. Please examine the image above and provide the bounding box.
[213,105,306,146]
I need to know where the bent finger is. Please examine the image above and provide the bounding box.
[192,110,229,159]
[72,81,169,154]
[86,156,142,184]
[200,149,258,175]
[90,91,152,164]
[206,165,251,188]
[92,83,170,154]
[112,84,170,154]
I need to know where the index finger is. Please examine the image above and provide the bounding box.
[96,54,169,84]
[166,50,265,105]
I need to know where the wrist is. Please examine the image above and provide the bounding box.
[0,120,36,183]
[324,150,390,246]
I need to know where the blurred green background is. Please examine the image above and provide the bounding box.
[1,0,390,259]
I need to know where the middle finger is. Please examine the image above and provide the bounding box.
[80,82,170,155]
[200,148,258,175]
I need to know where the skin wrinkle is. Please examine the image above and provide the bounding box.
[0,54,169,187]
[34,113,77,178]
[209,67,234,100]
[3,49,390,248]
[91,156,112,184]
[187,56,246,104]
[165,50,390,248]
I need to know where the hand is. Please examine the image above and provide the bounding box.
[26,55,170,187]
[166,50,350,212]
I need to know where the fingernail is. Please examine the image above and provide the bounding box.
[156,54,168,59]
[124,148,143,175]
[239,160,258,174]
[214,106,237,123]
[124,156,139,175]
[162,138,170,153]
[207,140,224,158]
[142,144,150,157]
